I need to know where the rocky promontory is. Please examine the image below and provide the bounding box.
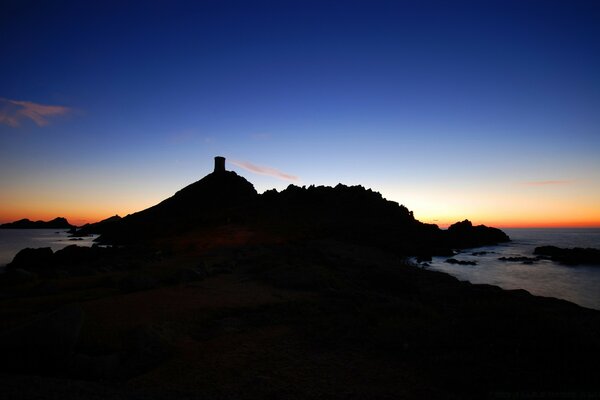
[535,245,600,265]
[0,217,74,230]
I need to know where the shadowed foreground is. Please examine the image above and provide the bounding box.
[1,236,599,399]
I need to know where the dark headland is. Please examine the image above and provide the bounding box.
[1,157,599,399]
[0,217,74,230]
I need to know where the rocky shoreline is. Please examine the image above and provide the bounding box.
[1,237,599,399]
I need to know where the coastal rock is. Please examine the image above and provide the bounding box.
[71,215,122,237]
[8,247,54,270]
[534,246,600,265]
[498,256,540,263]
[0,217,74,229]
[446,220,510,248]
[54,244,99,266]
[445,258,477,266]
[93,158,510,258]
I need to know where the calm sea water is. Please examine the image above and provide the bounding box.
[425,228,600,310]
[0,229,98,268]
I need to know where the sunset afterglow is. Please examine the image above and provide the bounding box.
[1,1,599,228]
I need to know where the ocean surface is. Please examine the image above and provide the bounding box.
[0,229,98,268]
[425,228,600,310]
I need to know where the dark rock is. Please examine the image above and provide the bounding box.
[0,217,74,229]
[446,220,510,248]
[7,247,54,270]
[94,158,510,256]
[445,258,477,266]
[98,169,258,244]
[0,304,84,374]
[71,215,122,237]
[498,256,540,263]
[534,246,600,265]
[54,245,97,266]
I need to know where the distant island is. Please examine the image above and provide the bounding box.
[0,217,74,230]
[1,157,598,399]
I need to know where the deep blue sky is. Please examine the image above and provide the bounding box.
[1,0,599,226]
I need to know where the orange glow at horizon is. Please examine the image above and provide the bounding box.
[2,206,599,230]
[2,178,599,229]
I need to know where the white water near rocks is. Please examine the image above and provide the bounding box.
[425,228,600,310]
[0,229,98,268]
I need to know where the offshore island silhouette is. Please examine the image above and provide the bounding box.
[1,156,600,399]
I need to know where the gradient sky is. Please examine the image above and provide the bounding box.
[1,0,599,227]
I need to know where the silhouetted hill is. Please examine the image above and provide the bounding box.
[98,168,258,243]
[97,157,509,254]
[70,215,122,237]
[0,217,74,229]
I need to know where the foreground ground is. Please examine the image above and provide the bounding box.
[1,229,600,399]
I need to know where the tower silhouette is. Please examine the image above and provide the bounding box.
[214,156,226,173]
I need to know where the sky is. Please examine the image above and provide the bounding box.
[1,0,599,228]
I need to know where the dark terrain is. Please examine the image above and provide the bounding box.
[0,217,74,230]
[1,158,598,399]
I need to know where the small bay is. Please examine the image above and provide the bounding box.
[426,228,600,310]
[0,229,98,268]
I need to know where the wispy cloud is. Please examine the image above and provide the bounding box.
[524,180,573,186]
[0,98,72,127]
[230,159,299,182]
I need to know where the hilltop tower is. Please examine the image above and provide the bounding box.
[214,156,226,173]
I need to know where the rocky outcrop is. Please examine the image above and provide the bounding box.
[0,217,74,229]
[94,168,510,257]
[445,258,477,265]
[3,245,157,280]
[446,219,510,248]
[71,215,122,237]
[534,246,600,265]
[8,247,54,269]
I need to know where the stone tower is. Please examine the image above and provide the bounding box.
[214,156,226,173]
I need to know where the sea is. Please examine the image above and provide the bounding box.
[425,228,600,310]
[0,228,599,310]
[0,229,98,268]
